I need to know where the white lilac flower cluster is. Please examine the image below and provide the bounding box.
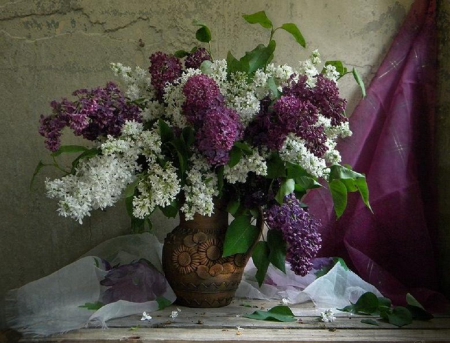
[320,309,336,323]
[180,154,219,220]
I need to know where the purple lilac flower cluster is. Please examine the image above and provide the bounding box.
[264,194,322,276]
[182,75,224,127]
[39,82,141,152]
[246,74,347,158]
[182,75,243,166]
[185,47,212,69]
[148,50,243,167]
[196,107,243,166]
[149,52,183,102]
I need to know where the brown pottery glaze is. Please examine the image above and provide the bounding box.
[162,203,258,308]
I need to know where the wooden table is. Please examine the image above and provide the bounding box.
[20,299,450,343]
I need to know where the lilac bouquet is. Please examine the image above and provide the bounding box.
[37,11,369,285]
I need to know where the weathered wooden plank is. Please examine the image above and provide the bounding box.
[103,314,450,330]
[21,327,450,343]
[19,299,450,343]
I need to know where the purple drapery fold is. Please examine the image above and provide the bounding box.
[305,0,448,312]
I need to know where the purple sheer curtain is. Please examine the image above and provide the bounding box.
[306,0,448,311]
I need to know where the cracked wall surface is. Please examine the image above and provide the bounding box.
[0,0,416,328]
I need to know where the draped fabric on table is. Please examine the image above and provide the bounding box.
[305,0,447,311]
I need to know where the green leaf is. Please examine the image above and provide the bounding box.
[280,23,306,48]
[243,11,273,29]
[252,241,270,286]
[377,297,392,309]
[222,215,260,257]
[245,305,296,322]
[174,50,190,58]
[30,160,52,188]
[240,41,276,74]
[228,145,243,168]
[156,297,173,310]
[234,141,253,154]
[226,51,248,75]
[323,60,348,77]
[182,126,195,147]
[124,178,140,199]
[267,77,281,98]
[353,292,379,314]
[79,302,104,311]
[193,21,212,43]
[329,179,348,218]
[159,119,174,143]
[361,318,380,326]
[387,306,413,327]
[275,178,295,204]
[226,199,240,216]
[352,68,366,98]
[51,145,89,157]
[200,60,213,74]
[70,148,100,172]
[266,153,286,179]
[294,176,322,192]
[406,293,434,320]
[329,165,371,213]
[159,199,181,218]
[267,229,286,273]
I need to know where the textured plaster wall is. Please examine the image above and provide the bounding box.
[0,0,415,328]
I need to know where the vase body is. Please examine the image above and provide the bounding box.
[162,203,253,308]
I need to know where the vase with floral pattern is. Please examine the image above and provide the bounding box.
[162,202,259,308]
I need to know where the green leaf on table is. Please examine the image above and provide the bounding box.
[338,292,379,315]
[252,241,270,286]
[280,23,306,48]
[267,229,286,273]
[353,292,380,314]
[361,318,380,326]
[79,302,104,311]
[156,296,173,310]
[406,293,434,320]
[387,306,413,327]
[243,11,273,29]
[223,215,259,257]
[245,305,296,322]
